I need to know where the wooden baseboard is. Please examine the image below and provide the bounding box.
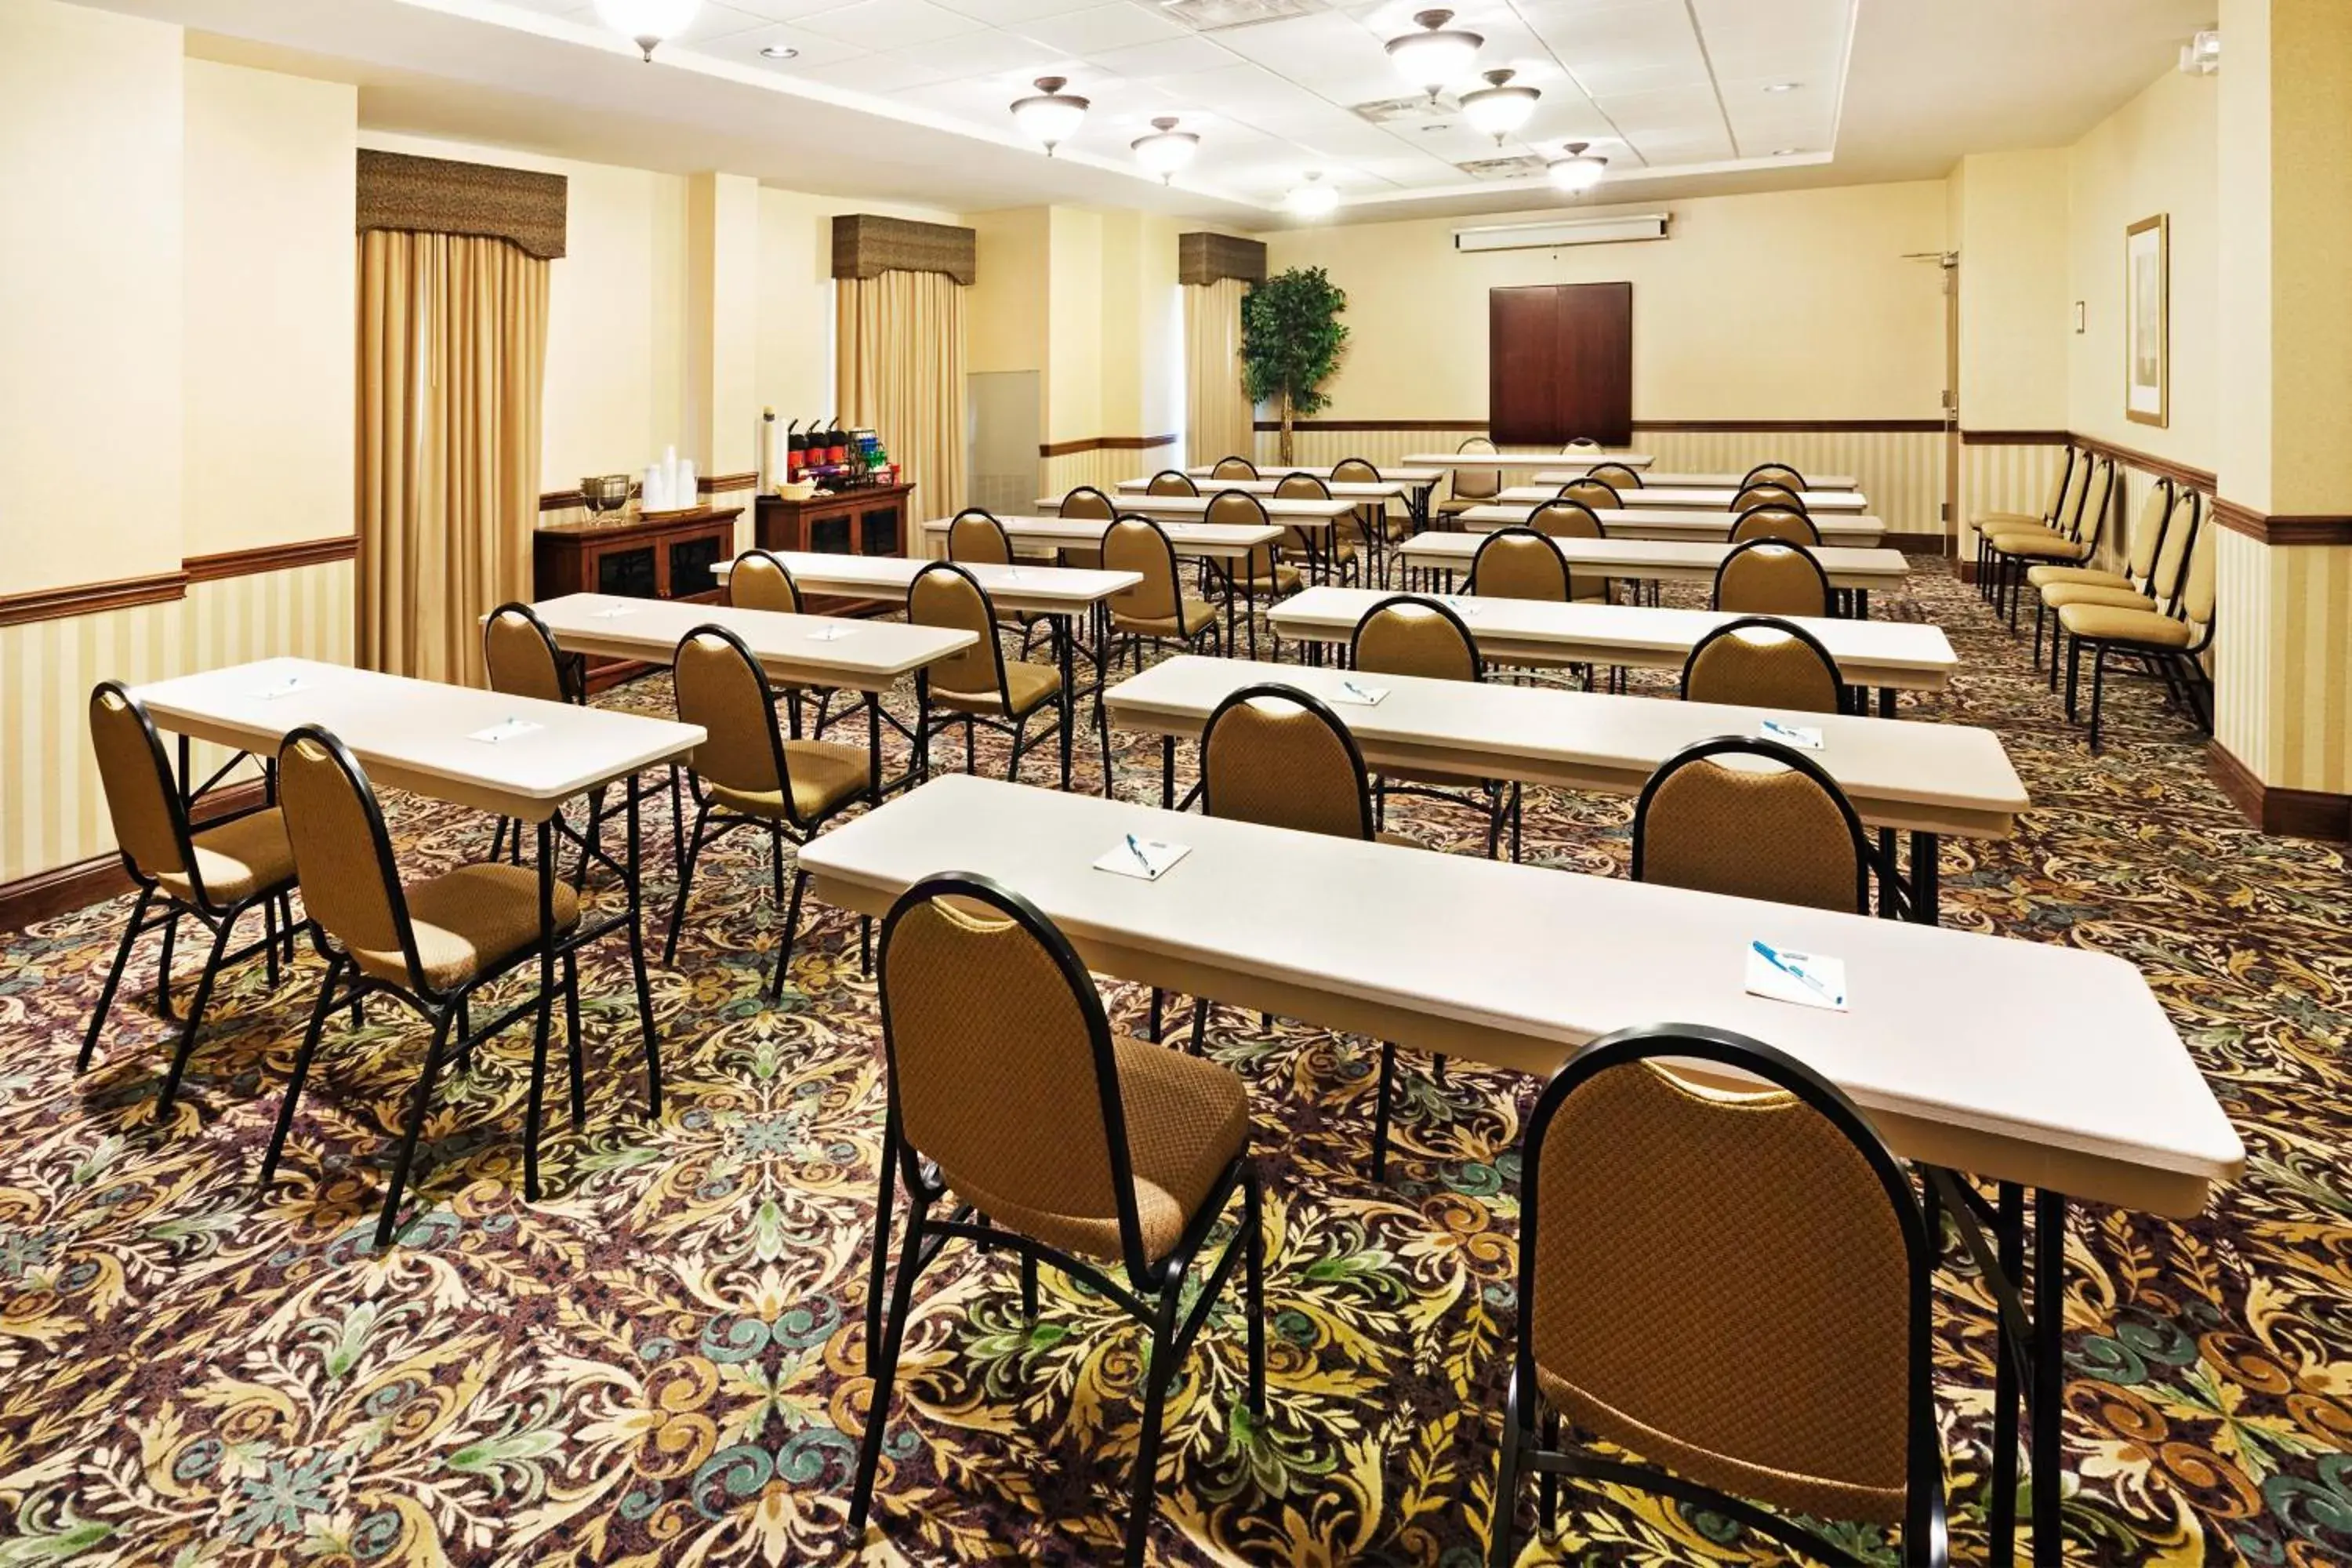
[1885,532,1952,556]
[2207,740,2352,841]
[0,779,270,932]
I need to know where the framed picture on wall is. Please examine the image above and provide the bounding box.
[2125,213,2169,426]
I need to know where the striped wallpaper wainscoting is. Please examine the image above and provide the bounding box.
[0,555,354,888]
[1957,435,2069,564]
[1246,423,1950,543]
[2216,530,2352,799]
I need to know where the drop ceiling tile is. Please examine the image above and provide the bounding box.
[1083,34,1236,78]
[1014,4,1189,55]
[724,0,890,21]
[1566,57,1711,96]
[723,20,877,66]
[888,29,1070,76]
[793,0,993,48]
[926,0,1105,20]
[1592,83,1722,129]
[652,2,796,42]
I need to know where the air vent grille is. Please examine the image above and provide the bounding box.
[1456,154,1547,180]
[1352,94,1457,124]
[1161,0,1322,32]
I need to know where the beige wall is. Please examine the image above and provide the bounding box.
[0,0,186,595]
[1954,149,2069,431]
[1264,181,1950,421]
[184,61,357,557]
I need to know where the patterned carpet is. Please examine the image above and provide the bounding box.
[2,559,2346,1567]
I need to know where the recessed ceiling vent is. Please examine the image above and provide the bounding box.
[1160,0,1321,33]
[1457,154,1547,180]
[1352,94,1457,124]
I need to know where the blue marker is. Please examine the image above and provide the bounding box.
[1752,939,1839,1005]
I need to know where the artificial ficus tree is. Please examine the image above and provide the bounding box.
[1240,267,1349,464]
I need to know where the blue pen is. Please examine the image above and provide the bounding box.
[1341,678,1376,702]
[1126,833,1155,875]
[1752,939,1839,1004]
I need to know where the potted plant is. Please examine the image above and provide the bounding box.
[1240,267,1349,466]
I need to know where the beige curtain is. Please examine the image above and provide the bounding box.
[358,230,550,686]
[836,270,968,521]
[1185,276,1254,468]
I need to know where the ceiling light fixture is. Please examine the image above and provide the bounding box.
[1771,147,1804,156]
[1385,10,1484,101]
[1546,141,1606,193]
[1762,81,1799,93]
[594,0,700,61]
[1131,117,1200,183]
[1010,77,1090,156]
[760,44,798,59]
[1286,172,1338,220]
[1460,68,1540,143]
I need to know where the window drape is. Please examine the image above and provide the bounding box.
[835,269,968,521]
[1185,276,1254,469]
[357,230,549,686]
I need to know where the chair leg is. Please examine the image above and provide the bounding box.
[1370,1041,1397,1182]
[1190,1000,1209,1056]
[865,1095,898,1377]
[80,885,155,1070]
[2089,644,2110,753]
[1020,1250,1039,1318]
[563,950,585,1128]
[154,906,181,1021]
[1243,1165,1267,1418]
[375,1005,456,1248]
[260,955,346,1187]
[662,805,710,966]
[1123,1272,1188,1567]
[767,866,808,1005]
[850,1185,931,1539]
[1487,1365,1527,1568]
[1539,1404,1562,1530]
[156,911,238,1117]
[2064,634,2084,719]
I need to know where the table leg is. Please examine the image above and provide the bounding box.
[1993,1181,2025,1566]
[1162,735,1176,809]
[1878,687,1896,718]
[670,764,687,884]
[524,816,555,1203]
[1911,830,1940,925]
[1857,589,1871,619]
[867,692,884,808]
[1878,829,1900,920]
[178,735,193,807]
[2034,1187,2067,1566]
[625,781,661,1116]
[1058,612,1075,791]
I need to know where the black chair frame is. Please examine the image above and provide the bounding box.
[1488,1022,1947,1568]
[1712,538,1837,620]
[1679,615,1849,715]
[1741,463,1809,491]
[853,873,1265,1568]
[1632,735,1878,916]
[1346,595,1520,862]
[2033,478,2176,676]
[1977,447,2078,604]
[484,601,662,880]
[906,561,1099,792]
[1103,515,1225,674]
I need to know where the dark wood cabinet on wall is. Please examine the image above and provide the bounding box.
[533,506,742,691]
[754,483,916,615]
[1490,282,1634,447]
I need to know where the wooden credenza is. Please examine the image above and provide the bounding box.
[755,484,915,615]
[533,506,742,690]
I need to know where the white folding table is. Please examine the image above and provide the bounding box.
[1535,469,1860,489]
[1461,501,1886,548]
[1398,533,1908,604]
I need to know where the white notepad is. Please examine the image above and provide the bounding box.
[1760,718,1824,751]
[1093,836,1189,883]
[469,717,544,746]
[1745,940,1848,1011]
[588,602,638,619]
[1329,678,1388,707]
[808,625,857,642]
[1443,597,1485,619]
[250,675,307,702]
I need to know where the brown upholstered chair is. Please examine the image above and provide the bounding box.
[1585,461,1642,491]
[1680,617,1845,715]
[261,724,592,1248]
[1275,471,1358,585]
[1207,488,1298,658]
[664,624,875,999]
[1633,737,1871,914]
[1102,514,1220,668]
[1056,485,1116,571]
[1489,1022,1945,1568]
[945,508,1047,652]
[1730,505,1822,547]
[1714,539,1833,619]
[1196,683,1426,1175]
[1987,456,2114,628]
[851,873,1265,1568]
[907,561,1079,786]
[1210,455,1259,481]
[1519,500,1611,604]
[2031,481,2184,670]
[1741,462,1808,491]
[1145,470,1198,496]
[2057,506,2216,751]
[1437,436,1501,521]
[1733,482,1806,514]
[1470,528,1574,603]
[721,553,838,742]
[1974,446,2078,600]
[1557,477,1621,511]
[82,681,299,1116]
[1350,596,1519,860]
[484,602,621,869]
[1333,456,1410,548]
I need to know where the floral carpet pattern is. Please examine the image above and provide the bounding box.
[1,559,2347,1566]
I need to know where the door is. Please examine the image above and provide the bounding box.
[1490,282,1633,445]
[1942,256,1960,555]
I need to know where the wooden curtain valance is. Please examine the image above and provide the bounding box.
[1179,231,1266,287]
[831,215,977,285]
[358,150,568,260]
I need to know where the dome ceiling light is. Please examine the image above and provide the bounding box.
[1547,141,1607,193]
[1285,172,1338,220]
[1131,117,1200,183]
[1011,77,1090,155]
[1460,68,1539,143]
[595,0,701,61]
[1386,10,1483,102]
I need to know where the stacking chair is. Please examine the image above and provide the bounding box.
[2058,513,2216,751]
[665,625,875,1000]
[946,507,1048,655]
[1715,539,1833,619]
[851,873,1265,1568]
[1275,471,1358,585]
[1437,437,1501,523]
[1523,499,1612,604]
[1557,477,1621,512]
[484,603,615,866]
[1730,505,1822,547]
[1332,456,1411,548]
[1585,461,1642,491]
[1986,456,2114,628]
[262,725,587,1248]
[1196,684,1425,1178]
[1680,617,1845,715]
[2029,481,2183,670]
[1207,488,1299,658]
[726,550,834,738]
[1973,446,2078,600]
[1145,470,1198,497]
[1351,596,1519,860]
[907,561,1077,786]
[1633,737,1871,914]
[82,681,299,1115]
[1470,528,1575,603]
[1742,462,1807,491]
[1102,514,1221,670]
[1210,455,1259,481]
[1057,485,1116,571]
[1733,482,1806,514]
[1486,1022,1946,1568]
